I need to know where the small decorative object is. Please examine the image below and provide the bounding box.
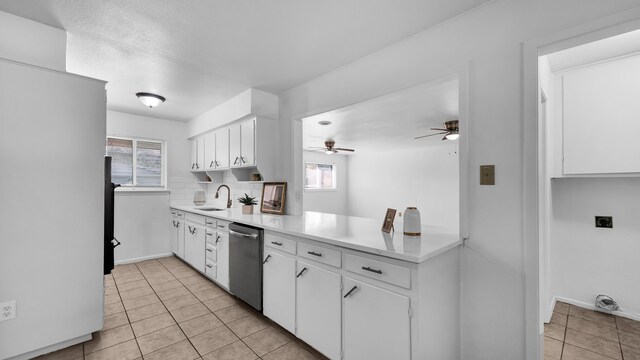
[193,191,206,206]
[250,173,262,181]
[382,208,397,233]
[403,207,421,236]
[595,295,619,312]
[261,182,287,215]
[238,193,257,214]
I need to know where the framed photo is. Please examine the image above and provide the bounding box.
[261,182,287,215]
[382,208,397,233]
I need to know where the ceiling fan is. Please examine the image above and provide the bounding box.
[414,120,460,140]
[309,140,355,154]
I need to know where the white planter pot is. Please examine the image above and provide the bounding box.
[242,205,254,214]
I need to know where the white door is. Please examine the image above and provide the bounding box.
[215,128,230,169]
[342,277,411,360]
[296,261,341,360]
[184,222,205,273]
[240,119,255,166]
[216,230,229,289]
[196,137,205,170]
[203,132,216,170]
[176,219,185,259]
[190,140,198,171]
[229,124,241,167]
[263,250,296,333]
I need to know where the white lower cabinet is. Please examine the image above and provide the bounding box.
[342,277,411,360]
[263,250,296,333]
[296,261,342,360]
[184,221,205,273]
[172,212,185,259]
[216,222,230,289]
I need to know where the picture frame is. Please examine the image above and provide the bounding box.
[382,208,397,233]
[261,182,287,214]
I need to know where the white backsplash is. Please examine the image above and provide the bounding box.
[169,172,263,212]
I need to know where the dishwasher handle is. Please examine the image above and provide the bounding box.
[229,229,258,239]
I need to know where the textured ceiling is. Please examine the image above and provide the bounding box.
[0,0,489,121]
[303,77,459,152]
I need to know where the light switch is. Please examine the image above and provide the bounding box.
[480,165,495,185]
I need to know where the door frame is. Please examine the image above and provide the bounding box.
[522,9,640,360]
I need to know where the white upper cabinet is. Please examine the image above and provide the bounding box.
[215,128,230,169]
[229,123,242,167]
[190,137,205,171]
[561,55,640,175]
[240,119,255,166]
[204,132,216,170]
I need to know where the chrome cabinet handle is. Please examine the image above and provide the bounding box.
[240,156,246,164]
[296,267,308,278]
[216,235,221,244]
[206,248,213,252]
[210,161,214,168]
[362,266,383,275]
[344,286,358,298]
[215,161,220,167]
[195,163,200,169]
[191,163,195,169]
[263,254,272,264]
[271,241,283,246]
[307,251,322,257]
[206,264,213,268]
[206,232,214,236]
[217,224,226,229]
[233,156,239,165]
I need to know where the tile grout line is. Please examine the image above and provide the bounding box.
[113,268,149,360]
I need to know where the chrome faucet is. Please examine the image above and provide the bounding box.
[215,185,232,208]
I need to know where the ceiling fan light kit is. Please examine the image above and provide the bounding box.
[414,119,459,141]
[136,92,166,108]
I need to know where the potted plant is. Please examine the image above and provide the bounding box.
[238,193,257,214]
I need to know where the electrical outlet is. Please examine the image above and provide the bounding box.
[0,300,16,321]
[595,216,613,228]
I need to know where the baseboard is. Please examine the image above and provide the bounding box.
[115,252,173,265]
[554,296,640,321]
[6,334,92,360]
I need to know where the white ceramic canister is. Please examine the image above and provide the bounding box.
[403,207,421,236]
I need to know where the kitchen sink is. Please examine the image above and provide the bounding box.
[194,207,226,211]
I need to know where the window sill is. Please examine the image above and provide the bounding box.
[115,187,170,195]
[305,188,337,192]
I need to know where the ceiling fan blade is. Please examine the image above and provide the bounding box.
[414,132,446,139]
[334,148,355,152]
[307,146,327,149]
[429,127,448,131]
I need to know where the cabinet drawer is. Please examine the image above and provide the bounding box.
[265,234,296,255]
[298,241,341,268]
[176,212,185,218]
[206,243,217,261]
[344,253,410,289]
[205,218,216,228]
[216,221,230,233]
[205,260,217,279]
[185,213,206,225]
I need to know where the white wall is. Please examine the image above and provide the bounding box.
[303,151,349,215]
[107,111,197,262]
[347,144,459,229]
[276,1,640,358]
[550,178,640,316]
[0,11,66,71]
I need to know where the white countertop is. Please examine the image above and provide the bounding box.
[171,205,462,263]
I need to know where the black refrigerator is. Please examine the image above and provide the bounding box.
[104,156,121,274]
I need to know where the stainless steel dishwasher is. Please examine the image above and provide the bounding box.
[228,223,264,311]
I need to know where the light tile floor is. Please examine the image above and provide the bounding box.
[544,301,640,360]
[34,256,329,360]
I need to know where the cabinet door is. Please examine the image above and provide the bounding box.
[216,230,229,289]
[263,250,296,333]
[203,132,216,170]
[240,119,255,166]
[343,277,410,360]
[176,220,185,259]
[196,138,205,170]
[170,216,178,254]
[185,222,205,273]
[296,261,341,360]
[215,128,230,169]
[229,124,242,167]
[190,140,198,170]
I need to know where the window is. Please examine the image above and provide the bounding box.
[305,163,336,190]
[107,136,166,187]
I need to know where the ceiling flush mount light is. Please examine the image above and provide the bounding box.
[136,92,166,108]
[318,120,332,126]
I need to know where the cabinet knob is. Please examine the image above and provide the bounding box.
[307,251,322,257]
[262,254,272,264]
[343,286,358,298]
[296,267,308,278]
[362,266,383,275]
